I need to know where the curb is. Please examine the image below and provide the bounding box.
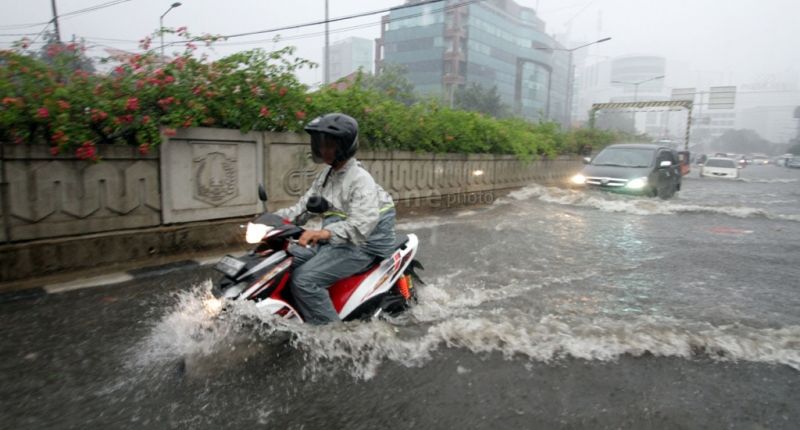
[0,252,230,304]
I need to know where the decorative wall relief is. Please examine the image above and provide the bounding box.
[4,157,161,241]
[282,150,319,197]
[193,151,239,206]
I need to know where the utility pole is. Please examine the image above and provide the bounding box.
[324,0,330,84]
[50,0,62,43]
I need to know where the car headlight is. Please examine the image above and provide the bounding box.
[245,222,273,244]
[570,173,587,185]
[626,177,648,189]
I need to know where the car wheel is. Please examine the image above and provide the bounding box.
[658,181,676,200]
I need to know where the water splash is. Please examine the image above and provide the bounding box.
[505,184,800,222]
[736,178,799,184]
[287,313,800,380]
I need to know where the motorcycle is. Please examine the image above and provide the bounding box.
[207,186,423,323]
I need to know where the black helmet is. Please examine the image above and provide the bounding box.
[305,113,359,164]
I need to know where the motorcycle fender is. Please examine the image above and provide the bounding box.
[339,234,419,317]
[255,298,303,321]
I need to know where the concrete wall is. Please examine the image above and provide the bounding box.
[0,144,160,243]
[0,128,581,283]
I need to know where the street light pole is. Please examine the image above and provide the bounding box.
[160,2,182,59]
[324,0,330,84]
[612,75,664,102]
[535,37,611,127]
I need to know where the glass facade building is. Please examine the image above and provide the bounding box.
[377,0,569,124]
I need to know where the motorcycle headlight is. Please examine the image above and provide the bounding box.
[570,173,587,185]
[245,222,273,244]
[626,177,648,189]
[203,297,223,316]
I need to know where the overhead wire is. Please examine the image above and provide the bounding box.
[4,0,486,54]
[154,0,486,51]
[0,0,132,30]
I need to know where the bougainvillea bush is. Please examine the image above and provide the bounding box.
[1,30,630,161]
[0,30,314,160]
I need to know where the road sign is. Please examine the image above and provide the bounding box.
[708,86,736,109]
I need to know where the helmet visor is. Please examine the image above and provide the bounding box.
[309,133,345,164]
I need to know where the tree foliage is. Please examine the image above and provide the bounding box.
[454,82,509,118]
[2,30,623,161]
[356,63,416,106]
[711,129,770,154]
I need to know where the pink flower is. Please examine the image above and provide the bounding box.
[138,143,150,155]
[126,97,139,111]
[295,111,306,120]
[164,75,175,84]
[90,109,108,122]
[57,100,70,110]
[37,107,49,119]
[163,128,177,137]
[259,106,271,117]
[279,87,288,97]
[51,130,67,144]
[50,146,60,156]
[76,142,97,161]
[141,115,151,125]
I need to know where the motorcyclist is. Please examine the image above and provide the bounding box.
[274,113,396,324]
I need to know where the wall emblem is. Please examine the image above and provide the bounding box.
[194,152,238,206]
[283,151,321,197]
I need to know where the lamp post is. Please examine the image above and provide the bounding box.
[160,2,182,59]
[611,75,664,102]
[535,37,611,127]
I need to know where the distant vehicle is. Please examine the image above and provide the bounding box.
[699,157,740,179]
[776,154,795,166]
[787,157,800,169]
[677,151,691,176]
[570,143,682,199]
[750,155,770,165]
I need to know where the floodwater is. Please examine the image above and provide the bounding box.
[1,164,799,429]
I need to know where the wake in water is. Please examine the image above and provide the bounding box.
[736,178,799,184]
[502,184,800,222]
[128,273,800,382]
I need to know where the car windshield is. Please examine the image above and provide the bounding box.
[705,159,737,168]
[591,148,654,168]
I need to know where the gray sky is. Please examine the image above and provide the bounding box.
[2,0,799,88]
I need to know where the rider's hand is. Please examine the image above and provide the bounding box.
[298,229,332,247]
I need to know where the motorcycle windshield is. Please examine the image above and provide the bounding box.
[253,212,289,227]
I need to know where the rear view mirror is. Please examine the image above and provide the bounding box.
[659,160,672,168]
[258,184,268,202]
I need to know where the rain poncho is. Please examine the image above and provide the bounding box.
[274,157,397,324]
[275,157,396,256]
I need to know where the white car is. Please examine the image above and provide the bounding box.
[700,157,740,179]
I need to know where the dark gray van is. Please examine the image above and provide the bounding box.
[569,143,682,199]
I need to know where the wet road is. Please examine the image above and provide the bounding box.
[2,164,799,429]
